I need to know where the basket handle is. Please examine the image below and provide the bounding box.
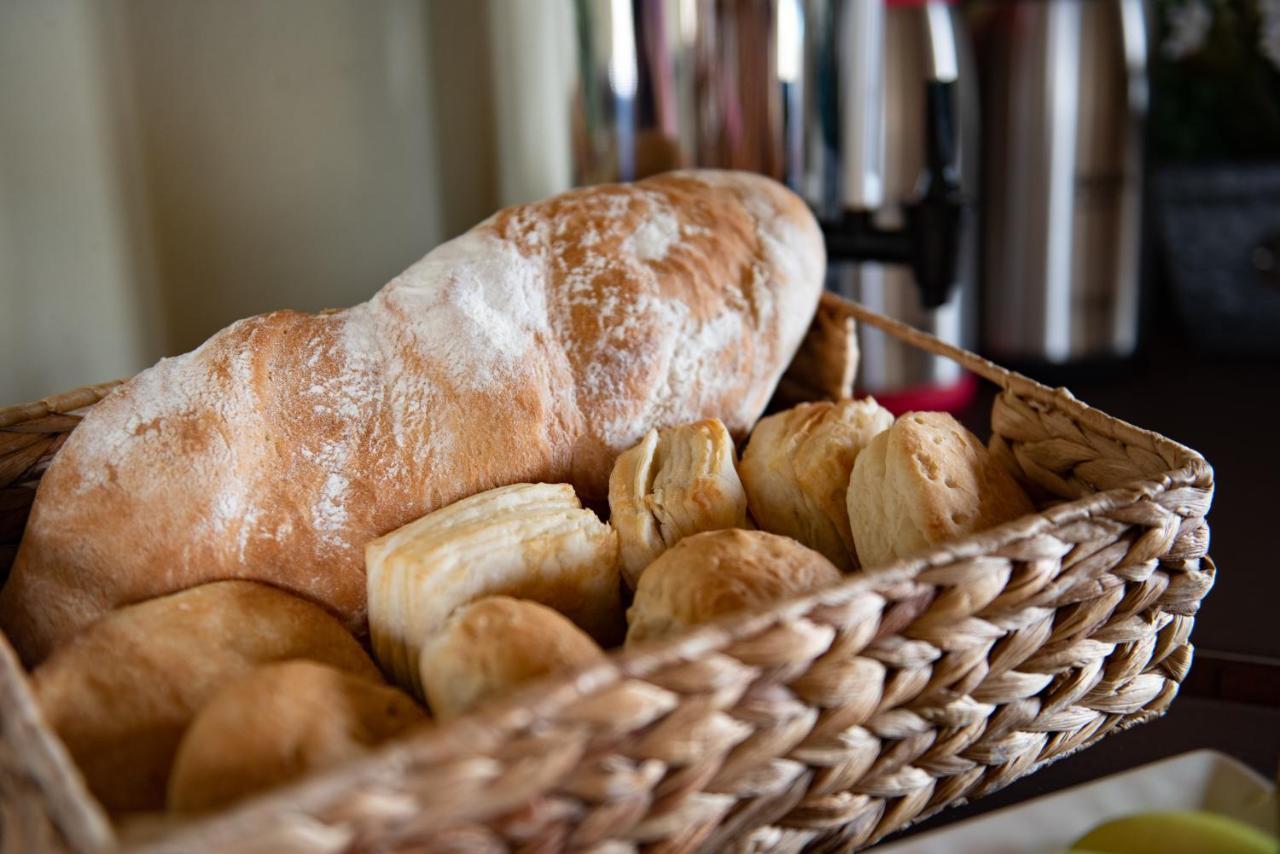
[819,291,1212,488]
[819,291,1013,389]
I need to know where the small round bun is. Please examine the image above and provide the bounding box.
[30,580,381,812]
[168,660,426,812]
[847,411,1034,568]
[626,529,842,646]
[418,596,605,721]
[740,398,893,570]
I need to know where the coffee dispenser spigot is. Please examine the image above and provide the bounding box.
[822,79,964,309]
[550,0,975,393]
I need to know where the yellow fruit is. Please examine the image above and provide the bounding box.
[1071,810,1277,854]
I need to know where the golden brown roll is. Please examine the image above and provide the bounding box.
[608,418,749,588]
[740,398,893,570]
[30,581,381,813]
[847,411,1035,568]
[626,529,842,646]
[772,297,860,406]
[418,596,605,721]
[365,483,620,699]
[167,660,426,813]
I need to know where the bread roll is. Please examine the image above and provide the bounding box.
[608,418,749,588]
[30,581,380,812]
[418,596,605,721]
[847,411,1035,568]
[740,399,893,571]
[626,529,841,646]
[772,297,860,406]
[0,170,825,665]
[366,482,619,699]
[167,660,426,813]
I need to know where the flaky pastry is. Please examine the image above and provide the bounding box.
[608,418,749,587]
[366,483,620,698]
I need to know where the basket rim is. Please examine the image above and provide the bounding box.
[0,293,1216,852]
[133,492,1213,854]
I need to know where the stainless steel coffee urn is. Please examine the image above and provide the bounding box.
[825,0,979,411]
[554,0,975,408]
[972,0,1148,364]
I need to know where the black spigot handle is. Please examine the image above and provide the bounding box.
[924,80,958,186]
[908,80,965,309]
[819,79,965,310]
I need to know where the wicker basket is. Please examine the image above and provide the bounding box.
[0,294,1215,853]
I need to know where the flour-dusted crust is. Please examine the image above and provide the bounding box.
[0,171,824,663]
[846,411,1035,569]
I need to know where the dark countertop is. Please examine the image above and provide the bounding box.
[1042,352,1279,665]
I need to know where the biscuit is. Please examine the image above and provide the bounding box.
[418,596,605,721]
[847,411,1034,567]
[740,399,893,570]
[626,529,842,645]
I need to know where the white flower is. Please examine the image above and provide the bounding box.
[1259,0,1280,71]
[1163,0,1213,60]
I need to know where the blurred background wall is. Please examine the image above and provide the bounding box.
[0,0,551,403]
[5,0,1277,406]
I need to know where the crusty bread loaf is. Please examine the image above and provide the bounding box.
[626,529,841,646]
[418,596,605,721]
[365,482,620,699]
[608,418,749,588]
[847,411,1035,568]
[740,399,893,571]
[168,660,426,813]
[0,170,825,664]
[30,581,381,813]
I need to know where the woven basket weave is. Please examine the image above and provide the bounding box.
[0,294,1215,853]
